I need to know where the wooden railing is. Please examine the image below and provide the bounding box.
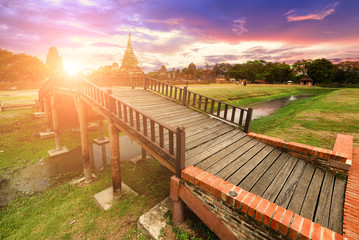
[79,78,185,176]
[145,77,253,133]
[91,76,253,132]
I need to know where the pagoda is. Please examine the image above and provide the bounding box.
[119,32,144,76]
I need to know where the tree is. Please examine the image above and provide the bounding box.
[263,62,295,83]
[306,58,337,84]
[212,63,231,77]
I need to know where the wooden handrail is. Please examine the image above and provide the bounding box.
[78,78,185,174]
[144,77,253,133]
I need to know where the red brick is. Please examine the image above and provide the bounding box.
[209,178,223,195]
[323,227,334,240]
[334,232,343,240]
[248,196,262,217]
[189,169,203,184]
[255,198,270,223]
[311,222,322,240]
[289,214,303,240]
[203,176,218,192]
[299,218,312,240]
[234,189,248,209]
[214,180,229,199]
[194,171,208,186]
[199,173,213,189]
[221,183,235,202]
[181,165,195,179]
[279,210,294,236]
[271,206,286,231]
[241,192,256,214]
[263,203,277,226]
[227,186,241,206]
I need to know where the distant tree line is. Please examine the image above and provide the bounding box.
[0,48,49,83]
[212,58,359,85]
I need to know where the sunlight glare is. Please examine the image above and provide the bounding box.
[64,61,81,76]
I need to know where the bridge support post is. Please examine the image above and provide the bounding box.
[48,92,69,157]
[170,176,185,225]
[78,98,93,183]
[109,122,122,200]
[44,96,52,132]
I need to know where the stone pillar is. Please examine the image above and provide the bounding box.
[142,148,147,160]
[170,176,185,225]
[44,97,52,132]
[108,122,122,200]
[78,98,92,183]
[51,92,62,150]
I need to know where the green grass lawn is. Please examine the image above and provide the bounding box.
[250,88,359,149]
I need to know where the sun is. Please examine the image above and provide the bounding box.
[64,61,81,76]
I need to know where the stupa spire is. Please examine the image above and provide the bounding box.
[119,32,144,76]
[126,32,134,54]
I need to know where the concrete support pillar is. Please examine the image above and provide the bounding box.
[108,122,122,200]
[99,119,105,139]
[170,176,185,225]
[142,148,147,160]
[78,98,92,183]
[51,92,61,150]
[44,97,52,132]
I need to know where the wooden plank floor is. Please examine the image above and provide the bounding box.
[112,88,345,234]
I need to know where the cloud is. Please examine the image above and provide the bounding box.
[205,55,238,63]
[285,2,339,22]
[145,18,183,25]
[232,18,248,36]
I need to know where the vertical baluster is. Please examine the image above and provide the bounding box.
[198,96,202,110]
[118,101,122,119]
[239,109,244,125]
[224,104,228,119]
[143,116,148,136]
[217,102,221,116]
[187,92,191,105]
[166,84,168,96]
[231,107,236,122]
[244,108,253,133]
[136,111,140,131]
[170,86,173,98]
[210,100,215,114]
[123,105,128,122]
[204,98,208,112]
[129,108,134,127]
[150,120,155,142]
[174,87,177,100]
[192,94,196,107]
[159,126,164,148]
[169,131,174,155]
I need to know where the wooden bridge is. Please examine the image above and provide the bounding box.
[38,76,347,238]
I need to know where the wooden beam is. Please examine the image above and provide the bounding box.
[108,122,122,200]
[77,97,93,183]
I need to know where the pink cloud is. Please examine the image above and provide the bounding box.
[285,2,339,22]
[145,18,183,25]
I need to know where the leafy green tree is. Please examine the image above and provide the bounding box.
[263,62,295,83]
[212,63,231,76]
[306,58,337,84]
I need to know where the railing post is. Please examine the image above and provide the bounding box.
[176,126,185,178]
[182,87,188,106]
[244,107,253,133]
[106,89,113,116]
[144,77,148,91]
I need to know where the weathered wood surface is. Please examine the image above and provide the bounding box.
[112,88,345,234]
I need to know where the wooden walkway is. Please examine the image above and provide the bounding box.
[113,87,345,234]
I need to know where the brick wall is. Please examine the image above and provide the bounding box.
[180,166,345,240]
[247,132,351,177]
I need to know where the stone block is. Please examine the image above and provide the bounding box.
[39,131,55,139]
[93,137,110,145]
[137,197,171,239]
[93,183,138,211]
[48,146,69,157]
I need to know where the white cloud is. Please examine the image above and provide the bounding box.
[232,18,248,36]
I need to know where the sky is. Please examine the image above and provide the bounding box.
[1,0,359,74]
